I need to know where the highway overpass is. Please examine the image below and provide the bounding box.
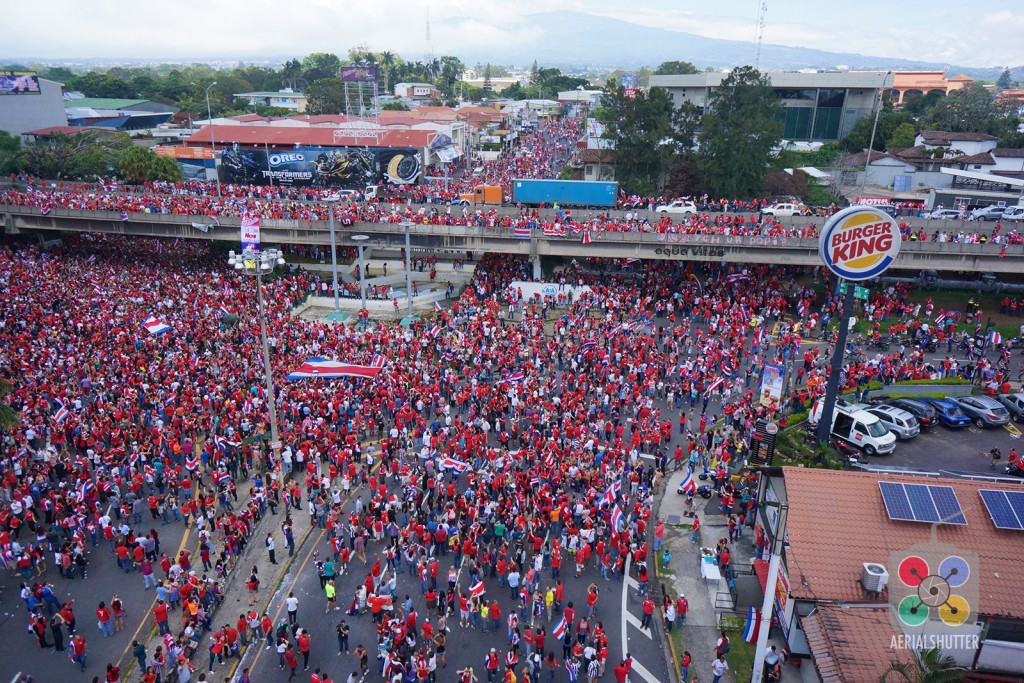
[2,206,1021,275]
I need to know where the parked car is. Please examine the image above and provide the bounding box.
[860,404,921,440]
[916,398,972,428]
[761,202,807,217]
[879,398,939,430]
[946,395,1010,428]
[1001,205,1024,222]
[925,208,961,220]
[997,393,1024,423]
[969,206,1007,221]
[809,399,897,456]
[655,200,698,215]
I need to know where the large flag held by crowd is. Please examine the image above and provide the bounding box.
[141,315,172,335]
[285,357,384,380]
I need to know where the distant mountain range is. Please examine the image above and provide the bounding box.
[441,11,1019,80]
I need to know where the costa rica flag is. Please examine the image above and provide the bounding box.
[610,504,624,532]
[679,471,697,495]
[53,400,70,424]
[470,580,485,597]
[742,605,762,643]
[552,615,567,640]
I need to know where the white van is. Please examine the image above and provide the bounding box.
[809,399,897,456]
[1002,205,1024,222]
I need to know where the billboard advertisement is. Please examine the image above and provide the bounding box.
[0,71,41,95]
[220,145,421,187]
[759,363,785,407]
[340,66,377,83]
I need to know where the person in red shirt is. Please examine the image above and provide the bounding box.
[297,628,312,670]
[283,645,298,681]
[96,601,114,638]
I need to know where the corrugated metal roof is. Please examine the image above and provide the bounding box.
[64,98,149,110]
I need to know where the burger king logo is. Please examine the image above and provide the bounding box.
[818,206,902,281]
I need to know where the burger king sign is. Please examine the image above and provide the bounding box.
[818,205,902,281]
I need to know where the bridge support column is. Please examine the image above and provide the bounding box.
[532,257,542,280]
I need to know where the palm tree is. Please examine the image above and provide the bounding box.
[379,51,397,92]
[880,647,966,683]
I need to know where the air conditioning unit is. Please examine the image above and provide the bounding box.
[861,562,889,593]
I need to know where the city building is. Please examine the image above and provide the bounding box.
[0,73,67,136]
[856,71,973,105]
[393,82,441,101]
[757,467,1024,682]
[649,71,893,143]
[233,89,307,112]
[839,131,1024,208]
[64,97,178,131]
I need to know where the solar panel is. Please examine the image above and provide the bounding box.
[931,486,968,525]
[979,489,1024,531]
[879,482,967,525]
[879,482,915,521]
[904,484,941,522]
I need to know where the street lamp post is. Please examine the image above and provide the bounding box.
[205,81,221,197]
[324,195,340,313]
[227,247,286,465]
[402,220,414,319]
[352,234,370,315]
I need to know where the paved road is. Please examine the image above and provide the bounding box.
[0,508,190,682]
[234,477,672,683]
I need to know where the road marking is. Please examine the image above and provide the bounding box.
[119,479,201,666]
[625,612,653,639]
[629,656,662,683]
[1004,423,1022,437]
[625,576,639,590]
[233,459,382,678]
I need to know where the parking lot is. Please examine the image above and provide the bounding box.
[861,416,1022,477]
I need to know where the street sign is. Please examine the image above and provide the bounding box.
[837,282,869,300]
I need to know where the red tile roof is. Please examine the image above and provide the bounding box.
[781,467,1024,618]
[919,130,999,144]
[802,605,911,682]
[183,125,435,149]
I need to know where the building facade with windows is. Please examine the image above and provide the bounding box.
[650,71,893,143]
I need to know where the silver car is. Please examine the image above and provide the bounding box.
[865,405,921,440]
[946,395,1010,428]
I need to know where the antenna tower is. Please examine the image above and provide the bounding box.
[425,7,435,71]
[754,0,767,69]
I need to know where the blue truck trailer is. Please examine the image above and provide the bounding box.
[512,179,618,208]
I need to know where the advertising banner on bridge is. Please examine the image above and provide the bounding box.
[241,213,260,252]
[220,145,421,188]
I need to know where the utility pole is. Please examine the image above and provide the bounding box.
[752,502,788,681]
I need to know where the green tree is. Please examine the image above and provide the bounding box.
[997,68,1014,90]
[482,64,493,94]
[0,131,22,175]
[382,101,411,111]
[601,78,676,194]
[301,53,343,83]
[117,146,156,184]
[530,60,540,85]
[150,155,184,182]
[888,122,917,148]
[655,60,699,75]
[281,59,304,91]
[879,647,966,683]
[926,82,1009,135]
[73,72,135,98]
[696,65,783,197]
[305,78,345,115]
[437,56,464,94]
[839,105,912,153]
[21,131,127,180]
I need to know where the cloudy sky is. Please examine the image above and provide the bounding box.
[4,0,1022,68]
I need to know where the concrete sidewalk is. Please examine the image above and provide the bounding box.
[656,469,820,683]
